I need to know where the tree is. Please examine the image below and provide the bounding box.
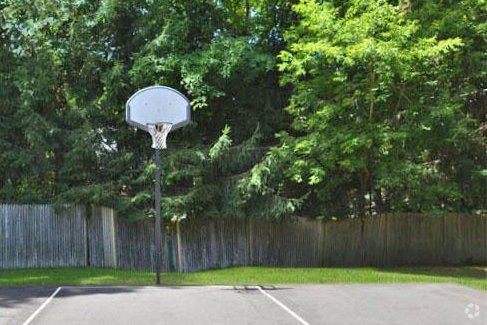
[277,0,486,218]
[0,0,299,219]
[1,0,485,220]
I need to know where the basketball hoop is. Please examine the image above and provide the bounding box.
[147,122,173,149]
[126,85,191,285]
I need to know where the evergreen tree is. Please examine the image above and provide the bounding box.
[0,0,298,219]
[1,0,485,220]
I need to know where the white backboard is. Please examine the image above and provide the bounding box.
[126,85,191,132]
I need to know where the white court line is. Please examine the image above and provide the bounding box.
[256,286,312,325]
[63,284,236,290]
[21,287,62,325]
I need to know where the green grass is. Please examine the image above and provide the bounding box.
[0,266,485,290]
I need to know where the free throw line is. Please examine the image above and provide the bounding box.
[22,287,62,325]
[256,286,312,325]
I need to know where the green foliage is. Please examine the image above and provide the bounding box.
[0,0,296,219]
[276,0,487,217]
[0,0,485,220]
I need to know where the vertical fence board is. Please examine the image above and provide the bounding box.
[88,206,118,268]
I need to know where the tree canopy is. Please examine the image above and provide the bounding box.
[1,0,485,220]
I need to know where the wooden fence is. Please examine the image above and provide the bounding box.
[0,204,486,271]
[0,204,87,268]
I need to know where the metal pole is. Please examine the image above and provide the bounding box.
[154,148,162,285]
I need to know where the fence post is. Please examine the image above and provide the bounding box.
[176,220,183,272]
[246,218,253,265]
[108,207,118,268]
[317,219,325,267]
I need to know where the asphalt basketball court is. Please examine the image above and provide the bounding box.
[1,283,485,325]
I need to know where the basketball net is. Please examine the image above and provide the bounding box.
[147,123,173,149]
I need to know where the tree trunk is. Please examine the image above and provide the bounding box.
[374,188,384,214]
[358,173,367,218]
[244,0,250,17]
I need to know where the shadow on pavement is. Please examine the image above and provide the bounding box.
[0,286,139,309]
